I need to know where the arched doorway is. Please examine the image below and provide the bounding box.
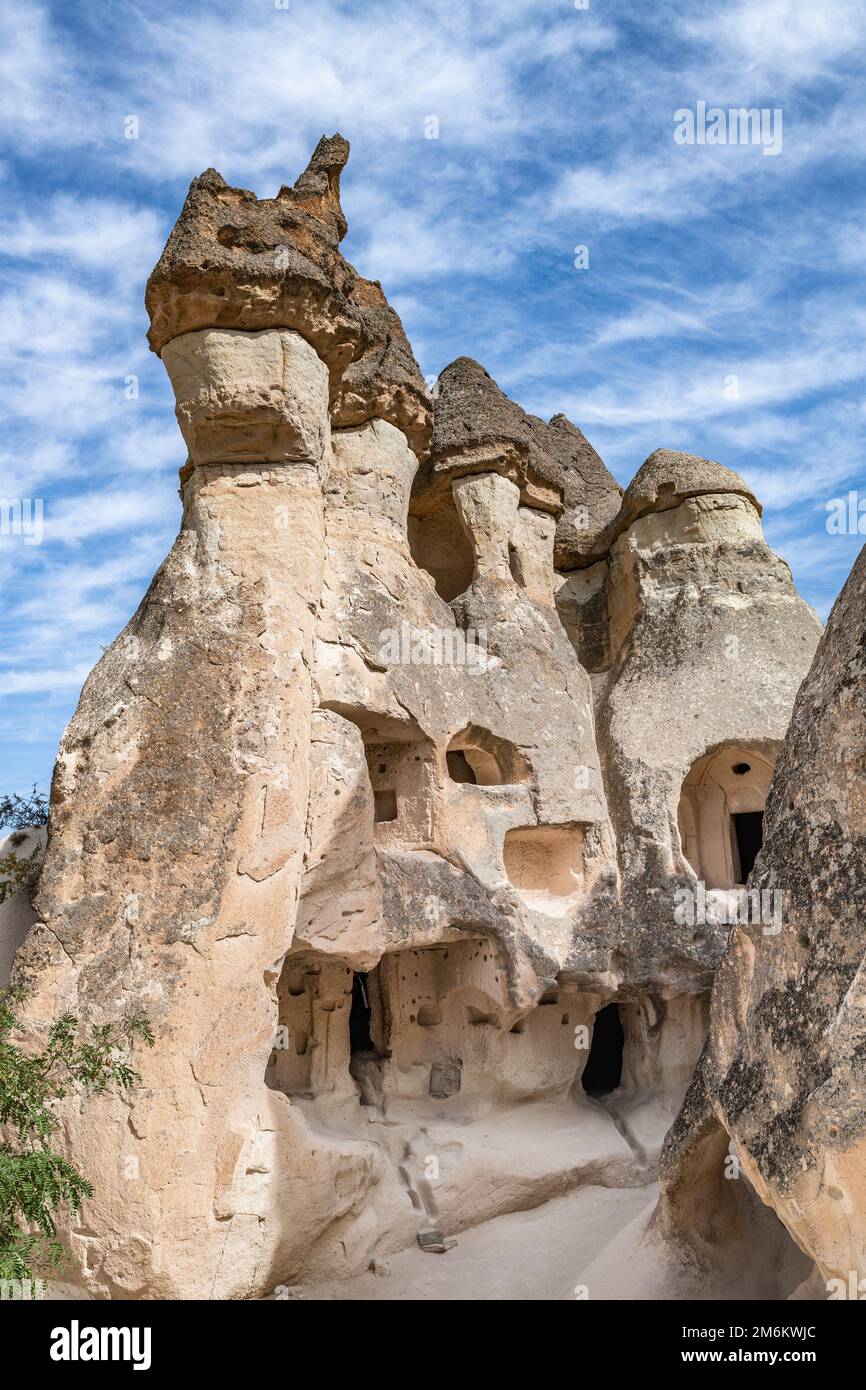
[677,745,775,888]
[581,1003,624,1097]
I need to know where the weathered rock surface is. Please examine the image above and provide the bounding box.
[4,136,831,1301]
[411,356,622,575]
[655,540,866,1294]
[0,828,43,987]
[613,448,759,536]
[146,135,432,458]
[592,450,822,988]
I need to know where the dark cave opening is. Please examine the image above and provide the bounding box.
[446,749,477,784]
[349,971,375,1054]
[581,1002,624,1097]
[733,810,763,882]
[373,788,398,822]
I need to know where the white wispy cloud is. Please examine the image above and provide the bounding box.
[0,195,162,276]
[0,0,864,795]
[0,6,91,153]
[677,0,866,86]
[0,664,93,697]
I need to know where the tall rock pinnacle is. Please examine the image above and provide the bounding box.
[146,135,433,458]
[1,135,838,1305]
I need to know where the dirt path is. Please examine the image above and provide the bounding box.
[301,1182,658,1301]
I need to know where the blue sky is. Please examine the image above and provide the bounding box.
[1,0,865,806]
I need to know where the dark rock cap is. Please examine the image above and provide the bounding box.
[615,448,760,535]
[146,135,432,458]
[413,356,622,567]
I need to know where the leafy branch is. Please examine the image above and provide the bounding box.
[0,988,154,1281]
[0,786,49,832]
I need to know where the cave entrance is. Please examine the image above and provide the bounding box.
[360,726,437,848]
[733,810,763,882]
[350,971,375,1055]
[445,726,530,787]
[446,749,477,784]
[581,1003,624,1097]
[677,744,776,889]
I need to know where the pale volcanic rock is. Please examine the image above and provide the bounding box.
[452,473,521,584]
[163,327,330,472]
[16,441,331,1296]
[4,138,836,1303]
[613,448,760,535]
[593,451,821,986]
[0,828,44,987]
[510,507,557,607]
[657,540,866,1292]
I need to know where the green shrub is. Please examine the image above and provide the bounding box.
[0,989,153,1281]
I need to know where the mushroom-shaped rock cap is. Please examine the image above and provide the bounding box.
[542,413,623,566]
[414,357,622,567]
[146,135,432,457]
[616,448,760,534]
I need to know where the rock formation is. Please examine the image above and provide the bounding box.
[0,827,44,987]
[644,541,866,1299]
[5,136,831,1300]
[145,135,431,460]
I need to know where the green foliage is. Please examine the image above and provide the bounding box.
[0,786,49,832]
[0,849,41,908]
[0,786,49,908]
[0,988,154,1281]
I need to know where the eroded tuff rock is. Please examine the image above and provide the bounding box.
[593,449,822,987]
[656,540,866,1294]
[0,828,43,986]
[612,448,759,536]
[5,136,829,1300]
[146,135,432,458]
[410,356,622,577]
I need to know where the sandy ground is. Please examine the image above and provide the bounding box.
[46,1183,657,1302]
[298,1181,658,1301]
